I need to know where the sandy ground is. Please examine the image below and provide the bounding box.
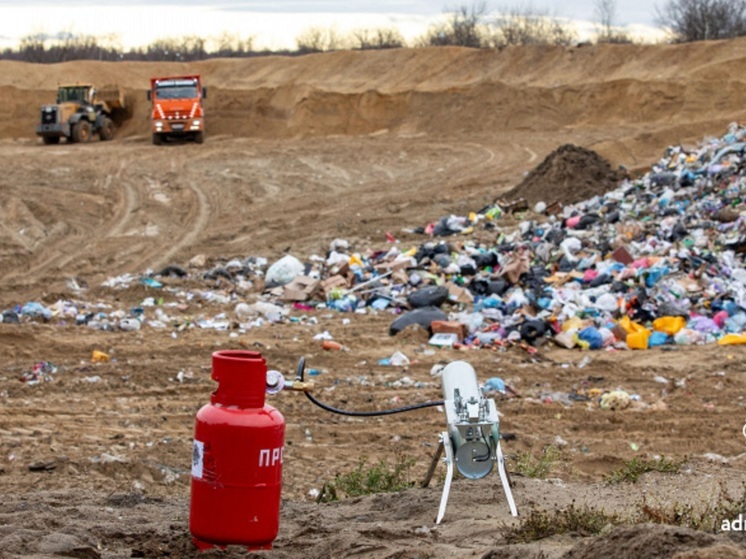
[1,40,746,558]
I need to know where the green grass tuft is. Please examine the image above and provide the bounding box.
[512,445,561,479]
[318,453,416,502]
[638,481,746,532]
[606,456,682,484]
[500,501,618,543]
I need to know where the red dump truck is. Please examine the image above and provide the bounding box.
[147,75,207,145]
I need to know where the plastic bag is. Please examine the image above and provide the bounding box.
[265,255,304,287]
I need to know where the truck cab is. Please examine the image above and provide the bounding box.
[148,75,206,145]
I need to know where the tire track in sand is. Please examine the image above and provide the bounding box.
[52,159,138,271]
[3,156,137,281]
[130,177,211,272]
[105,159,138,238]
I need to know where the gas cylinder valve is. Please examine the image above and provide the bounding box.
[265,369,314,394]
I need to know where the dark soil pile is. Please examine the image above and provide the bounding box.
[562,524,746,559]
[505,144,627,207]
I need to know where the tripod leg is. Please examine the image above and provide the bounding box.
[421,439,444,488]
[436,432,454,524]
[496,440,518,517]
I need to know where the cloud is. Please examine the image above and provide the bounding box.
[0,0,435,11]
[220,1,435,14]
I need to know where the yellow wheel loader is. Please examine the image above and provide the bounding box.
[36,83,126,144]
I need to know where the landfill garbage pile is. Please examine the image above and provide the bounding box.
[2,125,745,353]
[393,123,746,351]
[384,124,746,351]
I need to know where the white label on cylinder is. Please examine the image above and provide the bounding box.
[259,446,284,467]
[192,440,204,479]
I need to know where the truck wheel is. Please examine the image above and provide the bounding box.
[152,133,163,146]
[194,131,204,144]
[42,136,60,145]
[72,121,92,143]
[99,118,114,141]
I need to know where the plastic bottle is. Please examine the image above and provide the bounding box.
[389,351,410,366]
[369,298,390,310]
[321,340,343,351]
[119,318,141,332]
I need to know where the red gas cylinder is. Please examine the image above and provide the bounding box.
[190,350,285,551]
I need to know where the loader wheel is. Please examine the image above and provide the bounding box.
[42,136,60,145]
[72,121,92,143]
[152,133,163,146]
[194,131,204,144]
[99,118,114,141]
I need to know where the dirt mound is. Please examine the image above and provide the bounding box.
[504,143,626,207]
[562,524,745,559]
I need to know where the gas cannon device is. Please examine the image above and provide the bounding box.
[287,356,518,524]
[425,361,518,523]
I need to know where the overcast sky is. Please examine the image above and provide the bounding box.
[0,1,664,51]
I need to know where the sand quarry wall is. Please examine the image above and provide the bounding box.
[2,40,746,151]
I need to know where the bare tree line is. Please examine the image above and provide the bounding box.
[656,0,746,41]
[2,1,746,63]
[596,0,746,43]
[1,32,258,63]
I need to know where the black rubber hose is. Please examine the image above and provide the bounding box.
[295,356,444,417]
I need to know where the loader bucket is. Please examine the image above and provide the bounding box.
[97,84,126,111]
